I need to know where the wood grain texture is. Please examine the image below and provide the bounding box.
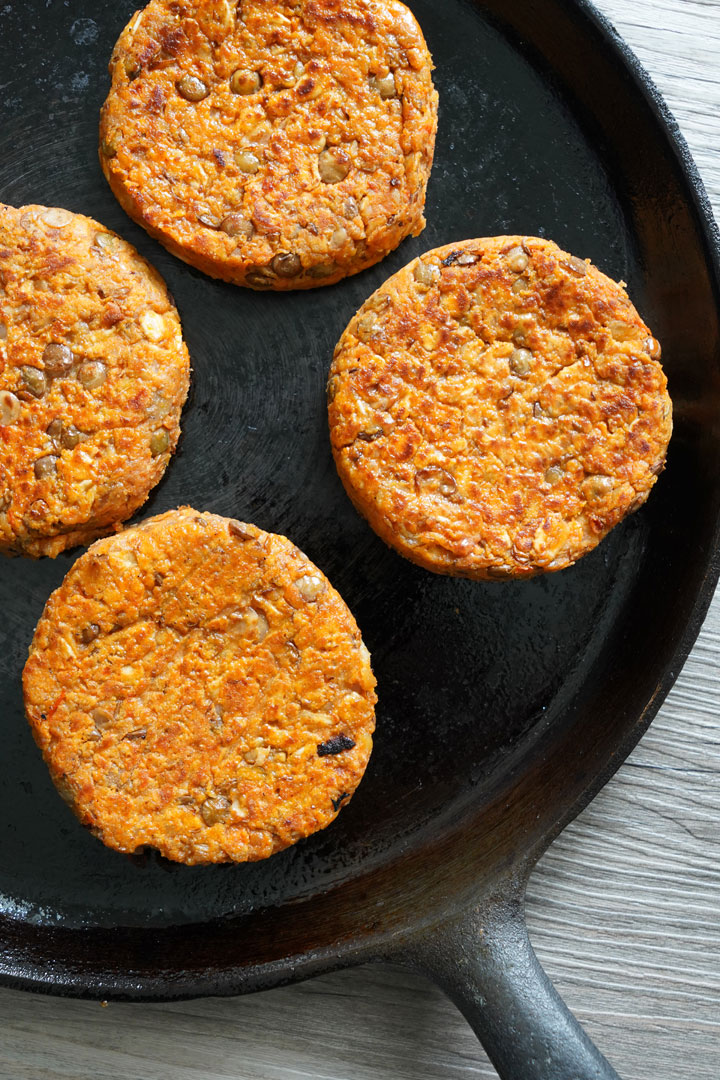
[1,1,719,1078]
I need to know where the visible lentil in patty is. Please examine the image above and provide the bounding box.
[0,203,189,558]
[23,507,377,864]
[328,236,673,578]
[100,0,438,290]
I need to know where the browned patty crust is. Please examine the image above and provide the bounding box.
[23,507,377,864]
[0,203,190,558]
[99,0,438,290]
[328,236,673,579]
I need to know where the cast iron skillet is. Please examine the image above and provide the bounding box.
[0,1,718,1077]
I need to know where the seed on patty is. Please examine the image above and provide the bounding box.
[509,348,533,376]
[512,315,535,346]
[197,213,222,229]
[77,360,107,389]
[318,150,349,184]
[41,208,73,229]
[228,520,257,541]
[505,245,529,273]
[177,74,209,102]
[326,376,340,404]
[369,73,396,99]
[230,69,262,95]
[512,277,528,295]
[232,607,269,641]
[357,313,379,342]
[236,150,261,174]
[608,318,637,342]
[34,455,58,480]
[296,574,325,601]
[19,367,47,398]
[414,260,439,286]
[47,419,82,450]
[200,794,231,825]
[150,430,170,456]
[244,746,269,765]
[562,255,588,277]
[140,310,166,342]
[0,324,7,341]
[646,336,662,360]
[91,707,113,728]
[415,466,457,496]
[220,212,254,238]
[584,474,615,501]
[124,727,147,742]
[93,231,121,254]
[307,263,336,278]
[0,391,21,426]
[80,623,101,645]
[343,197,359,219]
[272,253,302,278]
[61,425,82,449]
[331,227,348,250]
[246,268,274,287]
[42,342,75,377]
[545,465,564,484]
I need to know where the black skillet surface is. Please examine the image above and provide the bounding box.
[1,2,719,1078]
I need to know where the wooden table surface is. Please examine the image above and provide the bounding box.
[2,1,719,1077]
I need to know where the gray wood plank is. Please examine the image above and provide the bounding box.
[1,2,719,1078]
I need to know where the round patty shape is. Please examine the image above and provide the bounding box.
[99,0,438,290]
[23,507,377,864]
[328,236,673,579]
[0,203,190,558]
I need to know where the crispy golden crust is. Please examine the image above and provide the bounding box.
[0,203,190,558]
[99,0,437,290]
[328,236,673,579]
[23,507,377,864]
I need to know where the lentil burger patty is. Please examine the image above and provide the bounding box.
[328,236,673,579]
[23,507,377,864]
[0,203,189,558]
[99,0,438,290]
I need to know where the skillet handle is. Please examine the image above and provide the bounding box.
[400,890,621,1080]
